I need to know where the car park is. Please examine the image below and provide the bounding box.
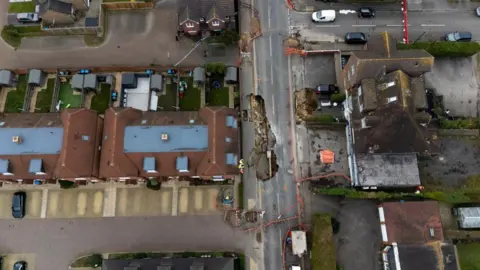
[445,31,472,42]
[345,32,368,45]
[311,10,336,22]
[358,7,375,18]
[14,261,27,270]
[12,191,26,219]
[16,13,40,24]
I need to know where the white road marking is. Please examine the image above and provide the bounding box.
[270,62,274,86]
[268,7,271,29]
[269,36,273,57]
[315,25,341,28]
[421,24,446,27]
[386,24,411,27]
[353,25,376,27]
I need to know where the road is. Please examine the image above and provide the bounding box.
[290,9,480,42]
[0,215,248,270]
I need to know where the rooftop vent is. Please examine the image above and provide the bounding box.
[161,133,169,141]
[12,136,22,144]
[0,122,5,126]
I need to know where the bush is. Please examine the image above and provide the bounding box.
[146,178,161,190]
[205,62,227,75]
[397,42,480,57]
[439,118,480,129]
[330,93,346,103]
[307,114,335,124]
[59,179,77,189]
[70,254,103,268]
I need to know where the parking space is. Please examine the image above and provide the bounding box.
[425,57,480,117]
[1,253,36,270]
[0,190,42,219]
[177,186,221,215]
[115,187,173,217]
[46,188,104,218]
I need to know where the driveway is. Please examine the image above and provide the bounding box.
[0,3,237,69]
[0,215,248,270]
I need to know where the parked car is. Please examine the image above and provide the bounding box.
[13,261,27,270]
[316,84,339,95]
[318,95,332,108]
[358,7,375,18]
[445,31,472,42]
[345,32,367,44]
[111,91,118,102]
[311,10,336,22]
[476,7,480,17]
[12,191,26,219]
[16,13,40,24]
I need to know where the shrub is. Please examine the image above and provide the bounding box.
[397,42,480,57]
[70,254,103,268]
[330,93,346,103]
[146,178,161,190]
[205,62,227,75]
[439,118,480,129]
[307,114,335,124]
[209,30,240,46]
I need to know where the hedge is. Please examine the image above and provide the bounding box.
[439,118,480,129]
[397,42,480,57]
[312,214,336,270]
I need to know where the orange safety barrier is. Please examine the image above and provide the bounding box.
[320,149,335,164]
[285,47,307,56]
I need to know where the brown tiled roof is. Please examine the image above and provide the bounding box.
[381,201,444,244]
[99,107,239,179]
[346,32,434,88]
[0,109,102,180]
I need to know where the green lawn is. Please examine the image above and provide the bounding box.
[8,1,36,13]
[34,78,55,113]
[4,75,28,113]
[157,81,178,111]
[90,83,111,113]
[312,214,336,270]
[16,25,42,35]
[179,77,201,111]
[457,243,480,270]
[208,87,230,106]
[58,82,83,109]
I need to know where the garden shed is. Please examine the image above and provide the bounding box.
[0,70,15,87]
[105,75,115,85]
[71,74,85,92]
[28,69,46,86]
[84,74,99,92]
[149,74,163,92]
[193,67,206,85]
[122,73,137,88]
[225,66,238,84]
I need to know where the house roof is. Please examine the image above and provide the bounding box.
[351,70,439,155]
[39,0,73,15]
[457,207,480,228]
[101,257,235,270]
[380,201,444,244]
[0,69,13,85]
[28,69,45,85]
[346,32,434,88]
[178,0,234,23]
[99,107,239,179]
[355,153,420,187]
[0,109,102,180]
[387,243,458,270]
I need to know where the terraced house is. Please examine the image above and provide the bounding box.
[0,108,103,185]
[178,0,236,35]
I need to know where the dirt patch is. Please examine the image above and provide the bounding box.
[295,89,317,122]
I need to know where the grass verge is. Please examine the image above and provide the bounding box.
[58,82,83,108]
[398,42,480,57]
[90,83,111,113]
[34,78,55,112]
[8,1,36,13]
[1,25,43,48]
[312,214,336,270]
[179,77,201,111]
[70,254,103,268]
[4,75,28,113]
[457,243,480,270]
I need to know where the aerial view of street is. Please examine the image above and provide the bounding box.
[0,0,480,269]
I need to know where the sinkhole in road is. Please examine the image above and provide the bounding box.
[247,94,279,181]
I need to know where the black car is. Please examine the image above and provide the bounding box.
[358,7,375,18]
[12,192,26,219]
[14,261,27,270]
[345,32,367,45]
[316,84,339,95]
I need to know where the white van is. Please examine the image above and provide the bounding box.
[311,10,336,22]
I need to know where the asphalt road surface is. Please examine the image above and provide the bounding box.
[290,9,480,42]
[0,215,248,270]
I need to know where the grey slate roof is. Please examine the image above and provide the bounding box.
[28,69,46,85]
[39,0,73,16]
[225,66,237,83]
[0,159,9,174]
[149,74,163,92]
[71,74,85,90]
[394,244,458,270]
[0,127,64,155]
[193,67,205,82]
[176,156,189,172]
[0,70,13,86]
[123,125,209,153]
[84,74,98,90]
[356,153,420,187]
[102,257,235,270]
[121,73,137,88]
